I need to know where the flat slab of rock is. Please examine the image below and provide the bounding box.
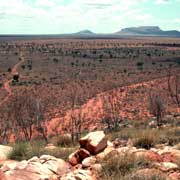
[79,131,107,155]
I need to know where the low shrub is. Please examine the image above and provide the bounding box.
[101,153,151,180]
[108,125,180,148]
[8,140,75,161]
[8,141,29,161]
[123,171,166,180]
[133,130,157,150]
[44,148,75,160]
[27,140,45,159]
[102,153,136,178]
[50,134,72,147]
[166,128,180,146]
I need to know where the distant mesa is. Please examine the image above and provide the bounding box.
[115,26,180,37]
[74,26,180,37]
[0,26,180,40]
[75,30,95,35]
[121,26,162,33]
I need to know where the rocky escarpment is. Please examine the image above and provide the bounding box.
[0,131,180,180]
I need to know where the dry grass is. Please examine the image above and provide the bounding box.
[8,140,76,161]
[107,126,180,147]
[101,152,167,180]
[122,172,167,180]
[133,129,158,149]
[49,135,72,147]
[43,148,75,161]
[101,153,151,179]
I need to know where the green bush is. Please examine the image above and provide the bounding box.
[8,141,29,161]
[27,140,45,159]
[136,62,144,66]
[7,68,12,72]
[8,139,75,161]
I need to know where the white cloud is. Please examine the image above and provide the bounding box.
[155,0,170,4]
[0,0,179,34]
[173,18,180,23]
[35,0,56,7]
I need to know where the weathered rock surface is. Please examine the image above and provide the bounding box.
[82,157,96,168]
[1,155,70,180]
[0,145,12,161]
[96,146,118,160]
[44,144,58,150]
[113,138,128,148]
[61,169,94,180]
[154,162,179,172]
[1,131,180,180]
[79,131,107,155]
[90,164,102,173]
[169,172,180,180]
[69,148,90,166]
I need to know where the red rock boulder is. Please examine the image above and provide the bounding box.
[79,131,107,155]
[69,148,90,166]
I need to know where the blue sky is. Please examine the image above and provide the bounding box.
[0,0,180,34]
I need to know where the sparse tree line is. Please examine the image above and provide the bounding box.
[0,77,88,144]
[0,90,48,143]
[0,65,180,144]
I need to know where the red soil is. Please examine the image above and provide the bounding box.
[48,76,178,135]
[0,52,25,107]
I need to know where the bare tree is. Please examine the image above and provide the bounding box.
[69,85,77,144]
[8,91,47,142]
[67,79,86,143]
[168,66,180,107]
[0,106,13,143]
[34,98,48,143]
[74,107,86,141]
[102,91,122,130]
[149,93,166,127]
